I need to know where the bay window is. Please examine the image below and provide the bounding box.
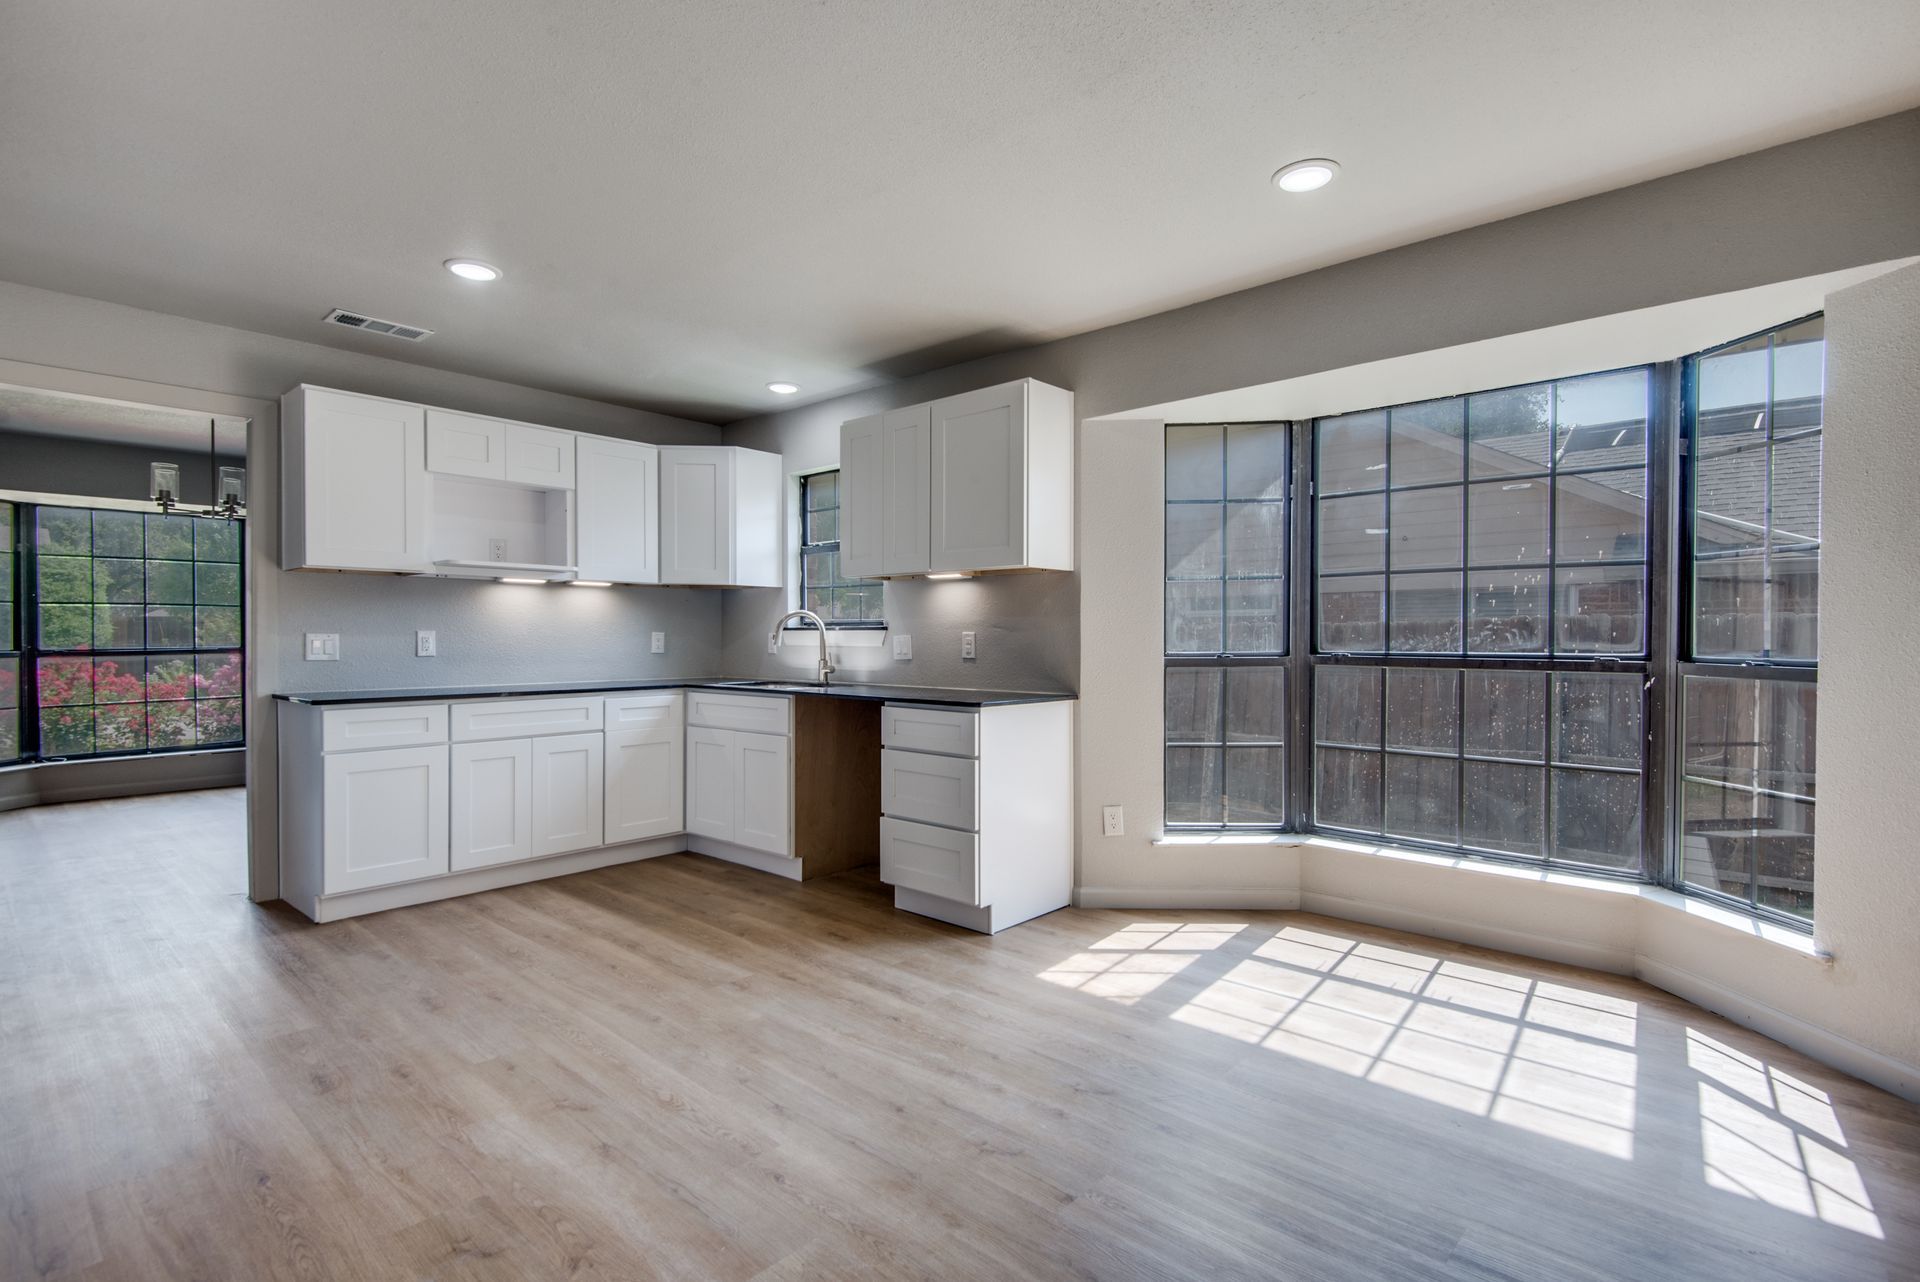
[1163,311,1823,928]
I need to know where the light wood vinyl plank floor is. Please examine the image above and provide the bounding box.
[2,789,1917,1280]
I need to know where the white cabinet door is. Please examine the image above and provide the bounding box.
[735,730,792,856]
[930,382,1027,572]
[882,403,932,575]
[505,424,577,489]
[426,409,507,480]
[838,414,883,579]
[322,744,449,892]
[606,726,683,842]
[576,436,659,584]
[685,725,736,840]
[659,447,734,584]
[294,388,429,572]
[530,732,605,858]
[450,739,533,871]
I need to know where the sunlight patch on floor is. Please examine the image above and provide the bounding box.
[1689,1030,1882,1238]
[1050,922,1638,1159]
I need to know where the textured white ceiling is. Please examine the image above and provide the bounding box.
[2,0,1917,423]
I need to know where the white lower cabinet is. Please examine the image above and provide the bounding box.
[735,732,792,856]
[877,699,1073,934]
[684,694,793,857]
[450,738,533,871]
[320,744,450,894]
[282,692,682,922]
[531,732,606,858]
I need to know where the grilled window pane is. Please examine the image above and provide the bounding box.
[1318,411,1387,495]
[1389,398,1465,487]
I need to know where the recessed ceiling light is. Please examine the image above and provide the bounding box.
[767,382,800,395]
[1272,158,1340,193]
[445,258,502,282]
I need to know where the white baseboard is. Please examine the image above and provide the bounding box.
[1636,956,1920,1104]
[311,836,682,922]
[685,834,803,880]
[1076,886,1301,910]
[1298,890,1636,975]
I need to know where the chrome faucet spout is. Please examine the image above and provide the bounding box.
[770,610,836,684]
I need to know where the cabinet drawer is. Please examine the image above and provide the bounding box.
[881,748,978,831]
[880,704,978,758]
[322,703,449,752]
[451,697,604,742]
[880,817,981,906]
[686,690,791,736]
[605,692,683,733]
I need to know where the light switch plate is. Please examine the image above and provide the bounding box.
[892,634,912,660]
[304,633,339,661]
[1102,805,1125,837]
[415,630,436,657]
[960,631,976,659]
[651,631,666,654]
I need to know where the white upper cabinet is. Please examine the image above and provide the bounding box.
[575,435,660,584]
[285,384,784,584]
[659,446,784,587]
[838,414,883,579]
[426,409,509,479]
[836,379,1071,578]
[505,424,576,489]
[427,410,575,490]
[930,379,1073,573]
[282,386,430,572]
[883,404,933,575]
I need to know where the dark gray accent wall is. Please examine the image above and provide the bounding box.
[0,429,243,504]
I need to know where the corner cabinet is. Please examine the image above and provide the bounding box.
[282,386,431,572]
[838,378,1072,578]
[658,446,784,587]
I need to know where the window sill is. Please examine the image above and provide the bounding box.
[1153,829,1826,960]
[777,627,888,649]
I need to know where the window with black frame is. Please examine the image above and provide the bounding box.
[4,504,245,763]
[1163,423,1289,826]
[1680,317,1821,922]
[797,471,884,627]
[1310,369,1653,873]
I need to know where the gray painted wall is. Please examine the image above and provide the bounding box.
[720,111,1920,695]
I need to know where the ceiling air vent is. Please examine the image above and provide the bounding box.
[323,308,434,342]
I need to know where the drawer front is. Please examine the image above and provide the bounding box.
[881,748,978,832]
[451,697,604,742]
[605,692,684,734]
[322,703,449,752]
[686,690,791,736]
[880,817,981,906]
[881,703,979,758]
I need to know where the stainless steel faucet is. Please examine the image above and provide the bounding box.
[771,609,836,684]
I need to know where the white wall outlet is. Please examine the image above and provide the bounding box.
[651,631,666,654]
[304,632,339,661]
[488,537,509,562]
[1102,805,1125,837]
[415,630,436,657]
[960,631,977,659]
[892,634,913,660]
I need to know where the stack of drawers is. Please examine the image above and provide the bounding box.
[879,704,985,906]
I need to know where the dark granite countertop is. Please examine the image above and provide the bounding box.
[274,678,1074,708]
